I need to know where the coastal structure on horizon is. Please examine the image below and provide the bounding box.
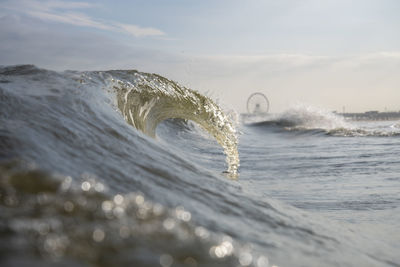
[336,110,400,121]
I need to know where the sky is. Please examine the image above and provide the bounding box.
[0,0,399,113]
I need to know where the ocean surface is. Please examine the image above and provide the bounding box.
[1,65,399,267]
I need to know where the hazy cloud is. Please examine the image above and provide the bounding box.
[115,23,165,37]
[0,15,171,71]
[1,0,165,37]
[164,52,400,112]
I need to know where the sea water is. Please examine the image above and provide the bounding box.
[1,65,399,267]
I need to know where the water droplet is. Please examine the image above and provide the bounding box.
[221,241,233,255]
[176,207,191,222]
[113,206,125,218]
[257,256,269,267]
[214,245,227,258]
[160,254,173,267]
[60,176,72,191]
[93,228,105,242]
[113,194,124,205]
[194,226,209,239]
[81,181,91,191]
[135,195,144,205]
[64,201,74,212]
[239,252,253,266]
[94,182,105,192]
[101,200,113,212]
[163,218,175,231]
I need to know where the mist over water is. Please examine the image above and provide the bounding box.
[1,65,400,267]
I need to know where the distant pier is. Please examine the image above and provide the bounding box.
[337,111,400,121]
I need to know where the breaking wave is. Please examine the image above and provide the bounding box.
[0,65,239,175]
[108,70,239,175]
[245,105,400,137]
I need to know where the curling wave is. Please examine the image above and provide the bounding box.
[106,70,239,175]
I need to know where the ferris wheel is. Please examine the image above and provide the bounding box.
[246,92,270,115]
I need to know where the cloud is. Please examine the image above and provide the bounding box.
[1,0,165,37]
[35,0,93,10]
[0,14,171,71]
[115,23,165,37]
[26,10,114,30]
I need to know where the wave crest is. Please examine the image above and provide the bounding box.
[246,105,400,137]
[277,105,350,130]
[109,70,239,176]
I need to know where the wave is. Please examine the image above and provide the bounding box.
[244,105,400,137]
[0,65,239,176]
[1,65,398,266]
[106,70,239,176]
